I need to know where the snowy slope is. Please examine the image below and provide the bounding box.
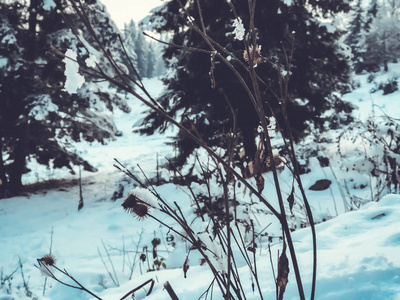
[1,68,400,300]
[1,181,400,299]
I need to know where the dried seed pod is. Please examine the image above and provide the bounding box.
[122,194,138,212]
[151,238,161,248]
[132,203,149,220]
[122,194,149,220]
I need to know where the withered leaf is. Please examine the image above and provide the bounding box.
[287,191,294,214]
[277,243,289,300]
[183,255,189,278]
[256,174,265,193]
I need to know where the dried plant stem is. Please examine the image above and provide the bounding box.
[43,227,54,296]
[37,263,102,300]
[120,278,155,300]
[98,240,120,287]
[164,281,180,300]
[19,258,32,297]
[78,166,83,211]
[129,229,144,280]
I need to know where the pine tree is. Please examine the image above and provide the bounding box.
[365,0,379,31]
[345,0,365,65]
[363,0,400,71]
[146,43,155,78]
[0,1,24,195]
[135,28,148,78]
[153,37,167,77]
[122,19,138,77]
[138,0,352,169]
[0,0,130,194]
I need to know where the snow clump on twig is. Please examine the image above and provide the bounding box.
[63,49,85,94]
[232,17,245,41]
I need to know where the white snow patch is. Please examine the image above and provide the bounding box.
[129,187,159,208]
[0,57,8,69]
[85,53,98,68]
[63,49,85,94]
[43,0,56,10]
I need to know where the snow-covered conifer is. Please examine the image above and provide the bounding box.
[0,0,130,194]
[362,0,400,71]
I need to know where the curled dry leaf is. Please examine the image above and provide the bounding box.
[256,174,265,193]
[277,243,289,300]
[183,255,190,278]
[287,187,295,214]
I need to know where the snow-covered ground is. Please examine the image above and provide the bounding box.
[1,65,400,300]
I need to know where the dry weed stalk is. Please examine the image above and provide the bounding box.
[36,253,157,300]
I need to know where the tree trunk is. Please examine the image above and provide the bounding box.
[8,128,29,194]
[7,0,40,194]
[383,31,388,72]
[0,141,8,198]
[384,59,389,72]
[26,0,40,61]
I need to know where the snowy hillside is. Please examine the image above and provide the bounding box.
[1,65,400,300]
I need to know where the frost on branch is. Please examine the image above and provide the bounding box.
[63,49,85,94]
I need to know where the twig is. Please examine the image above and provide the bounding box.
[130,230,143,279]
[43,227,54,296]
[268,244,278,300]
[78,166,84,211]
[164,281,180,300]
[98,240,120,287]
[19,257,32,297]
[120,278,155,300]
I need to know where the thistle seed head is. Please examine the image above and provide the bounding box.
[39,254,56,266]
[122,193,149,220]
[243,44,263,67]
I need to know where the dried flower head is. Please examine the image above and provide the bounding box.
[39,254,56,266]
[132,203,149,220]
[36,254,56,278]
[122,193,138,211]
[122,194,149,220]
[243,45,263,67]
